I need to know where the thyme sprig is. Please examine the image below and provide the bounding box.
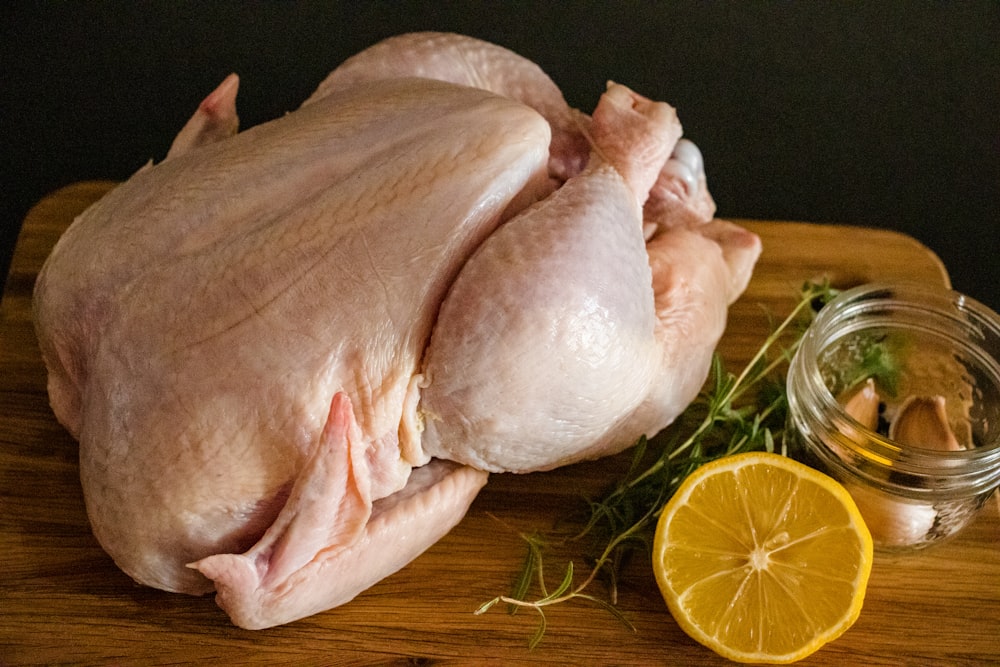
[475,281,838,648]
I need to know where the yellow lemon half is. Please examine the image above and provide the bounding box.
[652,452,873,664]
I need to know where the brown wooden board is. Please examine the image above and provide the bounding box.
[2,182,997,665]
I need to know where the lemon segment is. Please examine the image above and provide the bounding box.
[652,452,873,664]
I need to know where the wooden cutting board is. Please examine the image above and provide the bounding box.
[2,182,997,665]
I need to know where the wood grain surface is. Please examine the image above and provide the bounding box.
[2,182,997,665]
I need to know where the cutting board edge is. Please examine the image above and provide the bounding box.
[737,217,951,289]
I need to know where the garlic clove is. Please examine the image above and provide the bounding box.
[888,395,964,451]
[838,377,881,431]
[843,480,937,548]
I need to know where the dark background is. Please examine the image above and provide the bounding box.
[3,2,998,312]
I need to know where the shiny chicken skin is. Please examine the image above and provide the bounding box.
[32,32,761,629]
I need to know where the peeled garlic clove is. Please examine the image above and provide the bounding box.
[889,395,963,451]
[838,377,881,431]
[660,158,697,197]
[670,138,705,178]
[843,480,937,548]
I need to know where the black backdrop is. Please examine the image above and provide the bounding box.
[4,2,998,311]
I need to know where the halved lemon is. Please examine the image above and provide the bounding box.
[652,452,873,664]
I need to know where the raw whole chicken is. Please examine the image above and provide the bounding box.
[32,32,761,629]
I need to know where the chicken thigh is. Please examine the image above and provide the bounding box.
[32,32,760,629]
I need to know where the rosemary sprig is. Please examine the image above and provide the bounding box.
[475,281,838,647]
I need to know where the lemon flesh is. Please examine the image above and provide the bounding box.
[652,452,873,664]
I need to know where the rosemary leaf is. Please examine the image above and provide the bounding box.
[527,611,548,650]
[507,533,543,614]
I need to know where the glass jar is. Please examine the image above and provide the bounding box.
[786,282,1000,552]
